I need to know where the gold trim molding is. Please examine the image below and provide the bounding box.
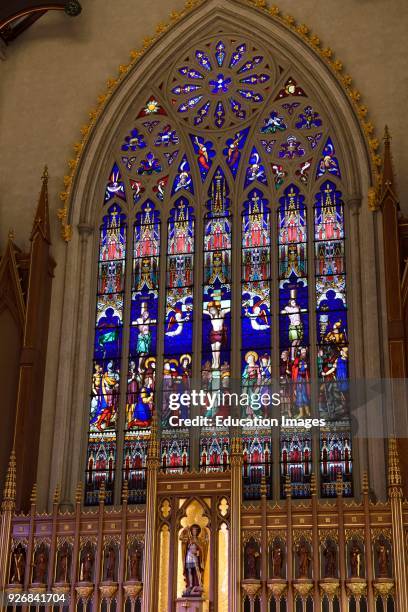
[59,0,382,241]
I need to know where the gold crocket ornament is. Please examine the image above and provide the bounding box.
[180,524,209,597]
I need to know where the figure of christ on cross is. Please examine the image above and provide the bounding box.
[203,299,230,371]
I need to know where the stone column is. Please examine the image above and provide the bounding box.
[229,435,242,612]
[142,416,160,611]
[387,439,408,609]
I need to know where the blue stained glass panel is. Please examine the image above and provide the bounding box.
[171,156,194,195]
[94,326,123,360]
[223,128,249,179]
[314,181,344,240]
[86,204,127,505]
[241,188,271,368]
[202,169,232,383]
[244,147,267,188]
[104,163,126,203]
[190,135,216,182]
[316,137,341,178]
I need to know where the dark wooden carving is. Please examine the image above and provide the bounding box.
[0,169,55,511]
[0,1,81,43]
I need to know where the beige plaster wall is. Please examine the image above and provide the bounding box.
[0,0,407,254]
[0,0,407,506]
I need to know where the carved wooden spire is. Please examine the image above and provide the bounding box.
[310,472,317,496]
[30,166,51,244]
[1,450,16,511]
[30,482,37,506]
[122,478,129,504]
[98,480,106,504]
[388,438,403,496]
[53,483,61,505]
[379,126,398,209]
[147,413,160,460]
[284,474,292,498]
[75,482,83,504]
[362,470,369,496]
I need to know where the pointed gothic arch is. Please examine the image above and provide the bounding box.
[44,0,388,509]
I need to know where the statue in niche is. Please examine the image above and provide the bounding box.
[10,545,26,585]
[104,546,116,581]
[33,547,48,584]
[272,542,284,578]
[297,542,311,579]
[56,545,70,584]
[128,546,142,581]
[79,549,94,582]
[376,541,390,578]
[180,524,208,597]
[349,540,362,578]
[244,540,260,579]
[323,541,337,578]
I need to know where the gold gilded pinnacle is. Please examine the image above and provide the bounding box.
[310,473,317,496]
[122,479,129,504]
[53,484,61,505]
[98,481,106,504]
[284,475,292,498]
[388,438,402,489]
[75,481,83,504]
[1,450,16,511]
[362,471,369,495]
[30,483,38,505]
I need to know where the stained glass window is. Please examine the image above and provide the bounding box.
[160,435,189,474]
[123,200,160,500]
[280,433,312,498]
[201,168,232,397]
[200,433,230,473]
[314,179,352,497]
[163,197,194,428]
[242,432,272,499]
[85,204,126,505]
[86,35,356,504]
[241,189,271,418]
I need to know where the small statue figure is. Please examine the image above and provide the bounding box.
[272,543,283,578]
[10,545,25,585]
[129,547,142,581]
[297,542,311,579]
[349,541,362,578]
[105,546,116,581]
[244,540,260,579]
[180,524,208,597]
[79,550,94,582]
[56,546,70,584]
[377,542,389,578]
[323,541,337,578]
[33,549,48,584]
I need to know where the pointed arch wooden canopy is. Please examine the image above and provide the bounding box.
[60,0,379,241]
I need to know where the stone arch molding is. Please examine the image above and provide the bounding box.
[46,0,388,508]
[69,0,371,232]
